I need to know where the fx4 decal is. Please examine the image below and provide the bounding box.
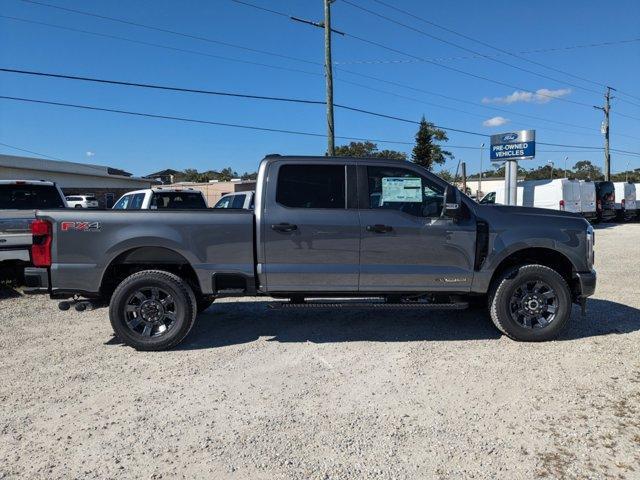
[61,221,101,232]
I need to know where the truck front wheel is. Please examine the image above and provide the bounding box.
[489,264,572,341]
[109,270,197,351]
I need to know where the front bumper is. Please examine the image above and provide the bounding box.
[575,270,596,298]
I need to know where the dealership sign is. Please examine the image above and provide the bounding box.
[490,130,535,160]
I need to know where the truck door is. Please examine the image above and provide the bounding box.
[358,164,476,292]
[261,161,360,292]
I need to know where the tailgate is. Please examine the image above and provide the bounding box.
[0,212,35,247]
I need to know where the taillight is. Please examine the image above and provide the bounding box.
[559,199,565,211]
[621,199,625,208]
[31,219,52,267]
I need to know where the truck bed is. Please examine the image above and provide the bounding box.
[36,209,255,295]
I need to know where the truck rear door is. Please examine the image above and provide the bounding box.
[357,163,477,292]
[261,161,360,292]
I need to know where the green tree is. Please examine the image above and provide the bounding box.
[436,169,454,183]
[241,171,258,180]
[411,116,453,170]
[333,141,407,160]
[572,160,603,180]
[182,168,201,182]
[218,167,238,182]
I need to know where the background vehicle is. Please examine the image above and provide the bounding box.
[65,195,99,209]
[26,156,595,350]
[478,185,523,206]
[612,182,637,221]
[578,180,597,222]
[213,191,255,209]
[0,180,67,281]
[112,187,207,210]
[594,181,616,222]
[479,178,582,215]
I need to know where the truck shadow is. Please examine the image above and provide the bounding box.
[175,298,640,350]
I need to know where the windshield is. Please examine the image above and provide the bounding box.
[0,184,65,209]
[151,192,207,209]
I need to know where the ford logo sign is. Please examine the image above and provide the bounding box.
[501,133,519,142]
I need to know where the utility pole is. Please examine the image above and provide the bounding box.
[594,86,614,181]
[478,143,485,196]
[461,162,467,194]
[291,1,342,156]
[324,0,335,155]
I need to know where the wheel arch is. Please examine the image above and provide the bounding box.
[488,247,577,297]
[100,246,201,298]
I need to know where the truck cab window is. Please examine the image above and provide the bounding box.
[128,193,145,210]
[231,194,246,209]
[214,196,233,208]
[480,192,496,204]
[113,195,130,210]
[367,166,444,217]
[276,164,345,209]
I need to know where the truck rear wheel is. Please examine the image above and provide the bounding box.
[109,270,197,351]
[489,264,572,341]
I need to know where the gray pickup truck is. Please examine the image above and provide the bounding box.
[25,155,596,350]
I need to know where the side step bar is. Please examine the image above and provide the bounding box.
[269,300,468,310]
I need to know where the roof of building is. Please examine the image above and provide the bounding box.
[143,168,182,178]
[0,154,152,182]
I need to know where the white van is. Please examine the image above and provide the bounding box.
[613,182,637,221]
[578,180,597,221]
[481,179,582,214]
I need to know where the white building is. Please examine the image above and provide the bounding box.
[0,154,156,207]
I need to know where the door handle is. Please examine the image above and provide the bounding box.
[366,224,393,233]
[271,223,298,233]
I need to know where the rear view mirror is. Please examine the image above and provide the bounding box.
[443,185,461,218]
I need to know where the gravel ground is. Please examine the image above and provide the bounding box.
[1,223,639,480]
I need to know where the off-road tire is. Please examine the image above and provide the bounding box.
[488,264,572,341]
[109,270,197,351]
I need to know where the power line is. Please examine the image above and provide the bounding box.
[8,10,638,141]
[341,0,610,99]
[334,76,603,139]
[0,15,324,78]
[4,95,629,155]
[0,141,65,161]
[0,95,411,145]
[8,9,640,145]
[0,67,327,105]
[232,0,599,109]
[334,68,637,138]
[0,68,485,137]
[334,36,640,65]
[18,0,319,67]
[18,0,640,106]
[1,67,610,142]
[364,0,640,108]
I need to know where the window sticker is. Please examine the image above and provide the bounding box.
[381,177,422,202]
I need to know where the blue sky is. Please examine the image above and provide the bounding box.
[1,0,639,177]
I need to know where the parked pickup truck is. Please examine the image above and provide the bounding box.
[25,156,596,350]
[0,180,67,280]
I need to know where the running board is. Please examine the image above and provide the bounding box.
[269,301,468,310]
